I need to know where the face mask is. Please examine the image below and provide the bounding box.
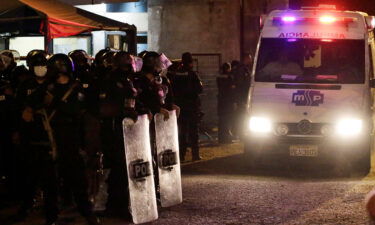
[34,66,47,77]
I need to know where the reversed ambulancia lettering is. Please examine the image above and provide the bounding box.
[279,32,346,39]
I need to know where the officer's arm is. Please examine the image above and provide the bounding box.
[164,78,175,110]
[194,72,203,94]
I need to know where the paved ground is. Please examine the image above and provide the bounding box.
[2,143,375,225]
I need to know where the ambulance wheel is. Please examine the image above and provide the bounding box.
[244,142,262,169]
[355,147,371,175]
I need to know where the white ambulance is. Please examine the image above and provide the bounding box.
[245,5,375,172]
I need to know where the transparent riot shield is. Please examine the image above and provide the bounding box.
[123,115,158,224]
[154,110,183,207]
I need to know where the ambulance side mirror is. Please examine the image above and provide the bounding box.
[370,79,375,88]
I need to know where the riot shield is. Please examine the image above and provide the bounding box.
[154,110,183,207]
[123,115,158,224]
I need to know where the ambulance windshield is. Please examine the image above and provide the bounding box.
[255,38,365,84]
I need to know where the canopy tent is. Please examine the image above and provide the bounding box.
[0,0,137,54]
[60,0,138,5]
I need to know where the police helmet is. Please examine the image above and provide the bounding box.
[69,49,90,67]
[26,50,47,67]
[113,51,133,69]
[29,52,47,68]
[94,48,111,68]
[142,51,161,72]
[47,54,74,75]
[102,51,117,69]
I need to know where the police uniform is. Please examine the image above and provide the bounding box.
[217,74,236,143]
[98,67,137,217]
[46,54,100,225]
[0,78,16,192]
[16,77,58,224]
[171,67,203,161]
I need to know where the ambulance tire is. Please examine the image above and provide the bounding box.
[355,147,371,175]
[244,142,262,169]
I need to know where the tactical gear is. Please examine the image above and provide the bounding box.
[141,51,161,73]
[113,51,134,72]
[171,64,203,161]
[94,48,111,68]
[123,115,158,224]
[29,52,48,75]
[47,54,74,76]
[69,50,90,67]
[154,110,182,207]
[26,50,47,68]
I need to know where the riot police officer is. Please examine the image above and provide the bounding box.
[217,62,236,144]
[69,49,104,208]
[135,51,179,197]
[0,52,17,199]
[98,51,138,218]
[14,51,59,225]
[172,52,203,161]
[46,54,101,225]
[92,49,110,83]
[136,51,177,118]
[1,50,30,89]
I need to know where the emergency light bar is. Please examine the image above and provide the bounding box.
[301,5,337,10]
[273,16,357,25]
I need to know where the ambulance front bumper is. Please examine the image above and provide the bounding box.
[244,134,371,162]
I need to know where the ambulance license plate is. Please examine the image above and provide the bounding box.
[289,145,318,157]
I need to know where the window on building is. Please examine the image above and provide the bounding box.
[137,32,148,53]
[9,36,44,57]
[53,36,92,55]
[106,0,147,13]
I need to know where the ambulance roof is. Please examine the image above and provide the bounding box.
[262,8,372,40]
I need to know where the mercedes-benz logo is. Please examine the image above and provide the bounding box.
[297,120,312,134]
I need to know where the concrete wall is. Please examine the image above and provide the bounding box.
[148,0,288,61]
[148,0,288,130]
[148,0,241,62]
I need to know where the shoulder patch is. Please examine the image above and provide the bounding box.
[0,95,5,101]
[27,89,34,96]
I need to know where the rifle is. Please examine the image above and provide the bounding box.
[38,81,79,161]
[40,108,58,161]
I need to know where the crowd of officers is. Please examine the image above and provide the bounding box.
[216,54,252,144]
[0,49,203,225]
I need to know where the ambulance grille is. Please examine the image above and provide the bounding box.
[284,123,324,135]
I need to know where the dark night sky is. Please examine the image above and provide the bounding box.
[289,0,375,14]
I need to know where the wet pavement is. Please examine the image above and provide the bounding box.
[1,143,375,225]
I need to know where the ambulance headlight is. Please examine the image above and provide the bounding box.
[335,119,362,136]
[249,117,272,133]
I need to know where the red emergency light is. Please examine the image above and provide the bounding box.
[319,16,336,24]
[273,16,357,25]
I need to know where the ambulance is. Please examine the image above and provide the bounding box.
[245,5,375,172]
